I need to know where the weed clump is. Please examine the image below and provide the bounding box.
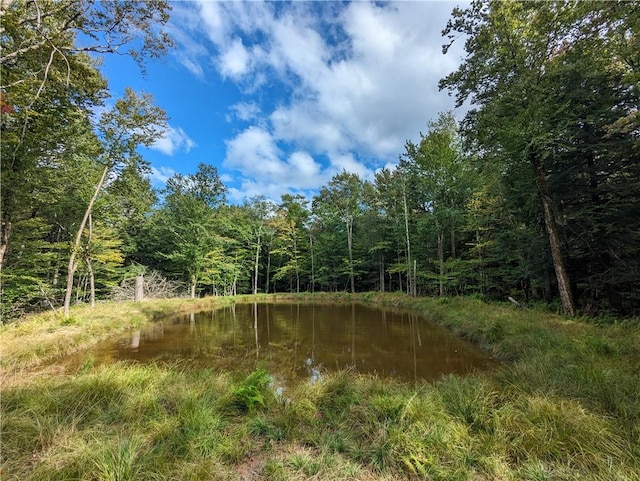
[223,368,273,413]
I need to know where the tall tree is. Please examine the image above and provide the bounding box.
[272,194,309,293]
[2,0,174,316]
[1,0,172,268]
[63,89,167,315]
[313,172,364,293]
[402,112,475,296]
[439,1,639,314]
[153,164,227,298]
[0,47,105,272]
[244,196,276,295]
[373,168,410,293]
[102,163,158,261]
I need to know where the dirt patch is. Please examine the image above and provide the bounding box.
[235,453,267,480]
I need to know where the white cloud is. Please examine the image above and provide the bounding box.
[328,153,374,181]
[173,0,465,200]
[228,102,261,122]
[224,126,282,173]
[224,127,328,197]
[176,54,205,79]
[166,6,210,79]
[151,125,196,156]
[289,151,322,179]
[220,37,251,79]
[148,166,177,184]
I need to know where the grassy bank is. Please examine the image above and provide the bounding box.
[1,295,267,372]
[2,293,640,480]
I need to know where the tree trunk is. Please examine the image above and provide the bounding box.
[134,275,144,301]
[87,258,95,307]
[265,249,271,294]
[190,275,196,298]
[450,224,456,259]
[380,254,385,293]
[0,218,10,272]
[530,150,576,316]
[437,223,445,297]
[346,217,355,293]
[402,183,413,296]
[310,234,315,293]
[293,234,300,293]
[64,164,110,317]
[253,236,261,295]
[87,213,95,307]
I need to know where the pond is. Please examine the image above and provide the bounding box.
[71,302,496,383]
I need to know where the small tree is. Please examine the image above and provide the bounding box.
[63,89,167,316]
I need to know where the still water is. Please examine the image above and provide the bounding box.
[73,303,495,383]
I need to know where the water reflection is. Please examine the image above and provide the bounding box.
[69,303,496,383]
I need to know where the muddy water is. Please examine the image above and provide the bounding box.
[70,303,496,383]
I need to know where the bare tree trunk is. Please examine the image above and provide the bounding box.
[87,259,95,307]
[253,235,261,295]
[380,254,385,293]
[190,275,196,298]
[530,150,575,316]
[293,236,300,293]
[310,234,315,293]
[402,183,413,296]
[437,224,445,297]
[134,275,144,301]
[78,274,86,304]
[265,249,271,294]
[346,217,355,293]
[87,213,95,307]
[64,164,110,317]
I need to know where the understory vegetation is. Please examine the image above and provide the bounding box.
[2,293,639,480]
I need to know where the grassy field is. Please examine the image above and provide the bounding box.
[2,293,639,480]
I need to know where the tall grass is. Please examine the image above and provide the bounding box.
[1,295,255,372]
[3,364,639,480]
[360,293,640,436]
[2,292,640,480]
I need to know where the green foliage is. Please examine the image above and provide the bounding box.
[439,0,640,313]
[227,369,273,413]
[1,0,172,317]
[150,164,228,297]
[313,172,364,293]
[4,0,639,318]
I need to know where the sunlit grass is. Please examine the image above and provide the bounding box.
[2,292,640,480]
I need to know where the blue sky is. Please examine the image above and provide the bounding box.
[100,1,466,203]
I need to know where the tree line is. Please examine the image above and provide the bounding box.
[2,0,638,319]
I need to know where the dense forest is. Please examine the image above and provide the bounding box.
[1,0,639,320]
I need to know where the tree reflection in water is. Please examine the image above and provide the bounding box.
[67,303,497,384]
